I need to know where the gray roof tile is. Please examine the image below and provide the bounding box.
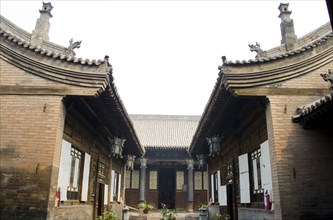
[130,115,200,148]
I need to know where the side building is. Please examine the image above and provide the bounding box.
[189,3,333,220]
[0,3,144,220]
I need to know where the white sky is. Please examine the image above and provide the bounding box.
[0,1,330,115]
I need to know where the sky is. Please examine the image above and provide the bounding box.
[0,1,330,116]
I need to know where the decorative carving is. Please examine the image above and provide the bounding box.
[186,159,194,170]
[65,38,82,57]
[40,2,53,14]
[132,170,140,189]
[140,158,147,168]
[218,56,231,72]
[176,171,184,190]
[149,171,157,189]
[249,42,267,59]
[321,69,333,91]
[194,171,202,190]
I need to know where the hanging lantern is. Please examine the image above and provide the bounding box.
[206,135,222,157]
[109,136,125,158]
[126,154,136,170]
[196,154,206,170]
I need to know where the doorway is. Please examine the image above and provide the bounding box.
[227,184,234,220]
[97,183,104,216]
[158,168,176,209]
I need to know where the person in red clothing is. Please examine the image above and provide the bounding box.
[264,190,271,210]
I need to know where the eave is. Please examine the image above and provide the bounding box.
[292,92,333,129]
[0,24,144,157]
[222,38,333,91]
[0,30,109,97]
[190,32,333,157]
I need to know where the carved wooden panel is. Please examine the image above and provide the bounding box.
[176,171,184,190]
[149,171,158,189]
[203,171,208,190]
[125,170,131,189]
[194,171,202,190]
[132,170,139,189]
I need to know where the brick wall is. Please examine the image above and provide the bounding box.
[0,95,65,219]
[266,94,333,220]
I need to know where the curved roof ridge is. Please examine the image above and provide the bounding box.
[222,31,333,66]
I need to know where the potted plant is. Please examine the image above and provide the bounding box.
[96,210,119,220]
[137,201,155,214]
[160,203,177,220]
[212,213,230,220]
[198,203,209,210]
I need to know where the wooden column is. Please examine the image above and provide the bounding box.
[139,158,147,202]
[187,159,194,211]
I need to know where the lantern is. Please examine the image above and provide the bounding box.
[126,154,136,170]
[110,136,125,158]
[196,154,206,170]
[206,135,222,157]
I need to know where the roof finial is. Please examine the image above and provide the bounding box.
[248,42,267,59]
[218,56,226,71]
[65,38,82,57]
[30,2,54,47]
[40,2,53,17]
[278,3,298,51]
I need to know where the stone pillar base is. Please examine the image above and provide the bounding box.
[187,201,194,212]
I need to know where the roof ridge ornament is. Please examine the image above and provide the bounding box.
[218,56,231,73]
[40,2,53,17]
[30,2,53,47]
[249,42,267,59]
[320,69,333,92]
[65,38,82,57]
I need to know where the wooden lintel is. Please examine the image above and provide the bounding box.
[233,87,330,97]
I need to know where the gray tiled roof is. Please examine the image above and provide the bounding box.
[130,115,200,148]
[292,92,333,126]
[220,22,332,66]
[221,32,333,65]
